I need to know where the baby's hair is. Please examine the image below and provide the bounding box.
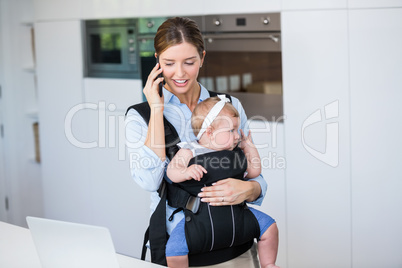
[191,96,239,137]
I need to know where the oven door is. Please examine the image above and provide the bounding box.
[86,26,140,78]
[199,32,283,121]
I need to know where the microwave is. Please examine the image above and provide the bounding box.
[85,19,140,79]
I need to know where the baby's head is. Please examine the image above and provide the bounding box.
[192,96,240,150]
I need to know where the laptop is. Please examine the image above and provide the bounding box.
[26,216,120,268]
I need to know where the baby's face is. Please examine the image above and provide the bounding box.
[210,113,240,151]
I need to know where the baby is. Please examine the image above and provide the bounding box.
[166,95,279,268]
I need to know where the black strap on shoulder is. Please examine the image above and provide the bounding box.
[208,90,232,102]
[126,102,178,266]
[125,102,180,160]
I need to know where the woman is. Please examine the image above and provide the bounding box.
[125,17,270,267]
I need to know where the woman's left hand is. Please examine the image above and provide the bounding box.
[198,178,261,206]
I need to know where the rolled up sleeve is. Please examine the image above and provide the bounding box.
[247,174,267,206]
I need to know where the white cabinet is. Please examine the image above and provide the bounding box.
[35,20,93,223]
[282,0,347,10]
[83,106,150,257]
[34,0,283,21]
[34,0,81,21]
[348,0,402,8]
[34,0,143,20]
[141,0,203,17]
[82,77,148,256]
[349,8,402,267]
[0,0,43,226]
[34,0,199,21]
[201,0,281,14]
[81,0,143,20]
[281,10,351,267]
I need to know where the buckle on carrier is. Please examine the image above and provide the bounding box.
[186,196,201,214]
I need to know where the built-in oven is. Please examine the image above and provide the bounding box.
[199,13,282,121]
[85,19,140,79]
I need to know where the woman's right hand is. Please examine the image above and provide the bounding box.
[142,62,167,161]
[143,62,164,109]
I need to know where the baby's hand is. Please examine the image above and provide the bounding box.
[239,129,255,150]
[184,164,207,181]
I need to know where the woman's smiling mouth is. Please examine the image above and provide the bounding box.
[173,79,189,86]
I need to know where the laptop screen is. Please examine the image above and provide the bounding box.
[26,216,120,268]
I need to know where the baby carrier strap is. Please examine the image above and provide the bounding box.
[126,91,256,266]
[126,102,180,265]
[125,102,180,160]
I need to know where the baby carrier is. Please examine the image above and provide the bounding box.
[126,91,260,266]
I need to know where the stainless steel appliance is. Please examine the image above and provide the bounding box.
[85,19,140,79]
[199,13,282,121]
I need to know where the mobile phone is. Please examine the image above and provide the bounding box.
[156,57,164,97]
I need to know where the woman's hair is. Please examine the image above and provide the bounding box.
[191,96,239,137]
[154,17,205,58]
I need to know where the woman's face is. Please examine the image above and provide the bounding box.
[158,42,205,96]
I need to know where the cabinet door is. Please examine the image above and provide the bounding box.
[349,8,402,267]
[282,0,347,10]
[83,78,148,257]
[35,20,93,222]
[202,0,281,14]
[282,10,351,267]
[349,0,402,8]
